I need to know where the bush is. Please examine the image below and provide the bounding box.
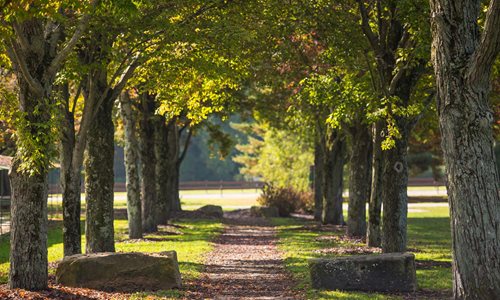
[296,190,314,214]
[257,183,314,216]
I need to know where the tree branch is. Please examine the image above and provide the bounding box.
[7,41,44,96]
[71,81,82,114]
[47,0,99,78]
[410,91,436,128]
[178,128,193,164]
[12,22,30,51]
[357,0,381,54]
[109,55,141,102]
[388,65,407,95]
[467,0,500,84]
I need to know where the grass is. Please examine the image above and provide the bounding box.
[0,218,223,298]
[43,189,261,214]
[274,205,452,299]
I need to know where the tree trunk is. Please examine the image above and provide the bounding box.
[367,121,383,247]
[155,116,170,225]
[140,93,157,233]
[322,130,345,225]
[166,120,182,212]
[172,162,181,211]
[7,20,52,290]
[381,119,410,253]
[430,1,500,297]
[119,92,142,239]
[347,123,372,238]
[84,94,115,253]
[314,128,325,221]
[59,84,82,256]
[9,159,48,290]
[59,155,82,255]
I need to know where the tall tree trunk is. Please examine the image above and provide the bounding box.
[140,93,157,232]
[155,116,170,224]
[322,130,345,225]
[367,121,383,247]
[347,123,372,238]
[119,92,142,239]
[84,93,115,253]
[7,22,52,290]
[314,128,325,221]
[166,120,182,212]
[381,119,410,252]
[59,84,82,256]
[9,160,48,290]
[430,1,500,297]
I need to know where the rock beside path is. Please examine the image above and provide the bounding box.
[250,205,280,218]
[309,252,417,292]
[196,205,224,218]
[56,251,182,291]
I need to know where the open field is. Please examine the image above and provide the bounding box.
[43,186,447,211]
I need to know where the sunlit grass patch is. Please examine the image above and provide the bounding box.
[0,218,222,288]
[274,204,452,299]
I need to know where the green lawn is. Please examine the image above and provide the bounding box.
[0,218,223,298]
[274,205,452,299]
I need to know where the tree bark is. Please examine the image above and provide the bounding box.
[166,120,182,212]
[140,93,158,233]
[367,121,383,247]
[430,1,500,297]
[155,115,170,225]
[84,90,115,253]
[381,119,410,253]
[59,84,82,256]
[347,123,372,238]
[322,129,345,225]
[313,127,325,221]
[9,157,48,290]
[119,92,142,239]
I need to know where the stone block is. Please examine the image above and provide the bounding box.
[56,251,182,291]
[309,252,416,292]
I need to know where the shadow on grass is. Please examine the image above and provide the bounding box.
[275,214,453,298]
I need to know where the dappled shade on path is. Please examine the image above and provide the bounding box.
[186,211,304,299]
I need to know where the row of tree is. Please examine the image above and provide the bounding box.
[0,0,499,298]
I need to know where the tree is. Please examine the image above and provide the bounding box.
[118,91,142,239]
[0,0,96,290]
[234,122,313,191]
[139,92,157,233]
[429,0,500,298]
[355,0,431,252]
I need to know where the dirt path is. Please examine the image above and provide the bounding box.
[187,212,304,299]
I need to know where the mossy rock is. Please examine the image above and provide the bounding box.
[56,251,182,291]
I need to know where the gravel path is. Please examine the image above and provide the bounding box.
[187,212,304,299]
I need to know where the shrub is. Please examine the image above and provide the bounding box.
[296,190,314,214]
[257,183,314,216]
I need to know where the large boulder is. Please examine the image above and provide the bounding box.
[56,251,182,291]
[250,206,280,218]
[309,252,417,292]
[196,205,224,218]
